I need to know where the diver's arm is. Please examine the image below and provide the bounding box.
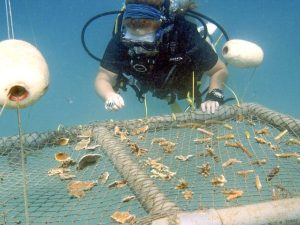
[95,67,118,100]
[201,58,228,114]
[206,58,228,91]
[95,67,125,111]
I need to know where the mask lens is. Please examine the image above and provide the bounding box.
[121,29,158,51]
[122,39,157,52]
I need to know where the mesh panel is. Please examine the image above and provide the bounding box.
[0,145,148,225]
[0,103,299,224]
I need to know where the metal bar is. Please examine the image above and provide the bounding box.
[151,198,300,225]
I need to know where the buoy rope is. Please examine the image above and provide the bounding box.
[224,83,241,107]
[17,104,30,225]
[241,67,257,101]
[4,0,15,39]
[0,104,6,116]
[0,93,10,116]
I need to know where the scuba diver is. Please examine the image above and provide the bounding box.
[94,0,228,114]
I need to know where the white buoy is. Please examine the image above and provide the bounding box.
[0,39,49,109]
[222,39,264,68]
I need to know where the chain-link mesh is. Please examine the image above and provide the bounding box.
[0,103,299,224]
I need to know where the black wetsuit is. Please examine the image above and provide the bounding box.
[101,17,218,103]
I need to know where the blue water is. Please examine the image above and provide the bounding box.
[0,0,300,136]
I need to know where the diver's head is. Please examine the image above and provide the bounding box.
[121,0,167,54]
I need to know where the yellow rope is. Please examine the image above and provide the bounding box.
[192,71,195,110]
[185,71,196,110]
[186,92,193,105]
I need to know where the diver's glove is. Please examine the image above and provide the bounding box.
[205,89,224,104]
[201,89,224,114]
[104,93,125,111]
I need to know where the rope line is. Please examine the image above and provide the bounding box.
[17,105,30,225]
[4,0,15,39]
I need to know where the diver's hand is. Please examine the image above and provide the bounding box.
[201,100,219,114]
[104,93,125,111]
[201,89,224,113]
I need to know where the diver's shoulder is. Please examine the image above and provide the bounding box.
[174,16,197,30]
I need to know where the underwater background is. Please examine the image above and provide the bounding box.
[0,0,299,136]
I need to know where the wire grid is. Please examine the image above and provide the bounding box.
[0,108,300,225]
[0,142,147,225]
[125,116,300,214]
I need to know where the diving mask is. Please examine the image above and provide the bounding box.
[121,3,166,52]
[121,28,159,52]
